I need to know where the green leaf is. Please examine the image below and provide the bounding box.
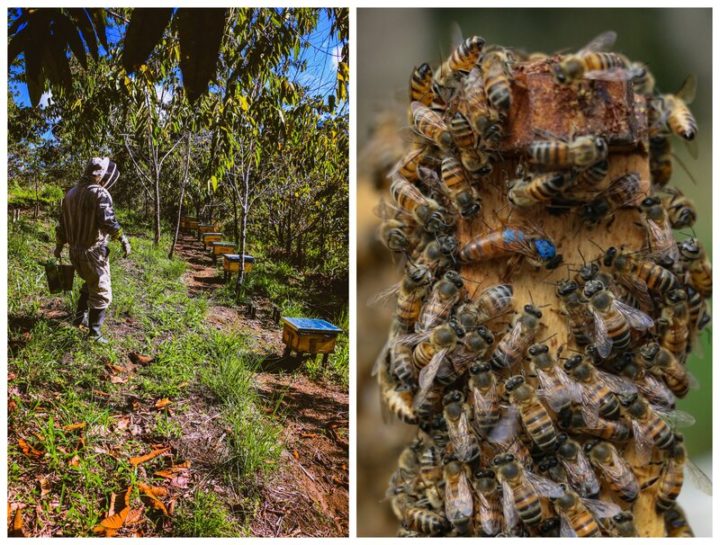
[209,175,218,191]
[238,95,249,112]
[122,8,174,73]
[177,8,228,103]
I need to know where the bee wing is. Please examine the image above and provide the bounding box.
[471,381,497,414]
[630,419,654,466]
[582,498,621,519]
[418,297,456,331]
[597,369,637,395]
[644,219,678,262]
[685,137,699,160]
[561,452,601,498]
[446,471,474,520]
[372,337,392,378]
[609,446,638,485]
[556,366,584,403]
[589,307,613,359]
[450,409,478,462]
[585,67,635,82]
[685,457,712,495]
[526,471,565,498]
[367,282,402,307]
[637,374,675,409]
[676,74,697,105]
[616,273,654,311]
[578,30,617,55]
[417,347,448,393]
[478,494,502,536]
[536,369,573,412]
[614,300,654,330]
[501,480,519,533]
[655,407,696,428]
[559,514,578,538]
[488,405,519,446]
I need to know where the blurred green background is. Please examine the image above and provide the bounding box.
[357,7,711,536]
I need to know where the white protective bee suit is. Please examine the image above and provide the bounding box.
[54,157,131,342]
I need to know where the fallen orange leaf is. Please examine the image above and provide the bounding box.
[62,422,87,432]
[9,507,25,537]
[110,375,128,384]
[137,482,168,516]
[129,352,154,365]
[93,486,132,537]
[154,460,191,479]
[154,398,171,410]
[38,477,51,497]
[293,449,299,460]
[69,455,80,467]
[18,438,43,458]
[8,399,17,412]
[138,482,168,498]
[129,447,170,466]
[92,390,110,398]
[125,508,144,526]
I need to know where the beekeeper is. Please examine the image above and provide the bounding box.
[54,157,131,343]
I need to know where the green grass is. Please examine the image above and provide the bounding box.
[9,181,64,208]
[7,213,289,536]
[172,490,244,537]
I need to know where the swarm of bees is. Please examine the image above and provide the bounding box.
[373,30,711,537]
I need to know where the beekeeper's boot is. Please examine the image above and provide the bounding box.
[73,289,89,328]
[88,308,109,344]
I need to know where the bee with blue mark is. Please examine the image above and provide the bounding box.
[459,226,563,269]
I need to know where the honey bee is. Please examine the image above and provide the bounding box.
[678,237,712,298]
[480,48,514,115]
[412,322,462,396]
[639,196,679,263]
[604,511,638,537]
[377,218,415,254]
[552,31,627,85]
[661,75,698,141]
[658,288,690,358]
[459,226,562,269]
[527,343,580,413]
[442,390,480,463]
[389,173,449,233]
[493,453,564,530]
[467,362,500,436]
[649,136,673,188]
[462,66,503,147]
[584,440,640,503]
[603,246,678,302]
[403,503,450,536]
[505,375,559,452]
[449,111,493,174]
[555,280,595,348]
[392,145,430,183]
[572,159,610,194]
[472,283,515,322]
[436,35,486,84]
[554,433,601,499]
[583,279,654,357]
[508,170,572,208]
[473,468,503,536]
[415,234,458,274]
[374,261,433,335]
[409,63,434,106]
[656,434,712,513]
[658,186,697,230]
[527,134,609,171]
[490,304,544,369]
[416,271,464,332]
[411,101,453,150]
[620,392,695,462]
[563,354,636,424]
[553,485,620,537]
[378,362,418,424]
[663,504,694,537]
[389,341,417,387]
[628,61,656,95]
[686,284,710,338]
[558,405,631,443]
[443,460,474,534]
[440,155,481,218]
[578,172,644,226]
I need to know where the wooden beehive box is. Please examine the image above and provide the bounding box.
[281,317,343,356]
[210,241,235,256]
[223,253,255,273]
[201,232,223,249]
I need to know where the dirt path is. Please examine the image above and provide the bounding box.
[174,233,349,537]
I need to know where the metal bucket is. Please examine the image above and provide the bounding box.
[44,262,75,293]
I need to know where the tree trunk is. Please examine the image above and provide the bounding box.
[235,168,251,297]
[169,133,192,259]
